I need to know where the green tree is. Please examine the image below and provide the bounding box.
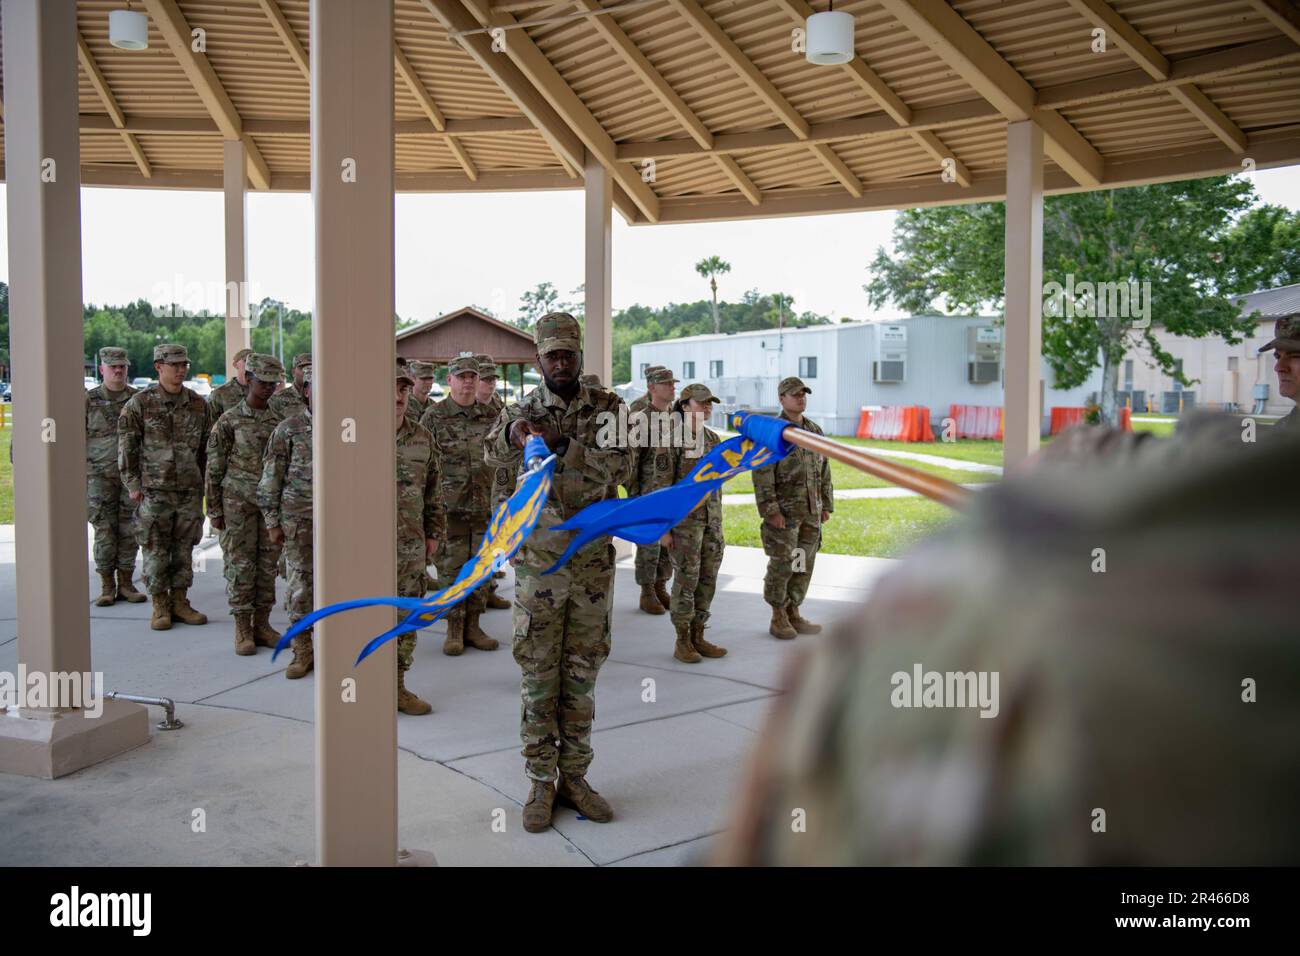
[865,178,1261,423]
[1219,204,1300,294]
[694,255,731,334]
[516,281,559,330]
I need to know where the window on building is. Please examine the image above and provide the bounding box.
[710,360,723,378]
[799,356,817,378]
[682,361,695,379]
[1227,356,1239,372]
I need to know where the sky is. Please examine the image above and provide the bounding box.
[0,165,1298,324]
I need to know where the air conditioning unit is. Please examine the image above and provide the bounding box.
[873,324,907,383]
[967,326,1002,384]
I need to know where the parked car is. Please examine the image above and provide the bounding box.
[186,379,213,398]
[131,377,154,389]
[84,376,98,390]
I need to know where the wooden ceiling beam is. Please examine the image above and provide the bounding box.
[713,154,761,205]
[76,33,151,178]
[254,0,310,81]
[395,42,481,181]
[1169,83,1249,152]
[1247,0,1300,47]
[808,143,863,198]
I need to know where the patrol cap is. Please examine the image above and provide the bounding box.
[679,383,720,404]
[1258,316,1300,353]
[579,372,603,388]
[231,347,255,366]
[292,352,312,370]
[246,352,285,384]
[154,343,189,363]
[474,353,498,378]
[646,365,678,386]
[779,376,812,396]
[396,362,415,387]
[535,311,581,356]
[98,347,130,367]
[448,352,480,376]
[410,361,436,379]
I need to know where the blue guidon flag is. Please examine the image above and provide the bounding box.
[272,436,556,666]
[541,410,792,574]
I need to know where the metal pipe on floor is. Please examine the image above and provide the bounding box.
[104,692,183,730]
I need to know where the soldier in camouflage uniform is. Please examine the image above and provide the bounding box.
[1260,316,1299,428]
[662,384,728,663]
[268,352,311,420]
[420,353,500,655]
[485,312,630,834]
[259,366,315,679]
[626,365,679,615]
[85,347,147,606]
[475,353,512,606]
[405,361,436,424]
[118,344,212,631]
[395,363,446,715]
[720,416,1300,865]
[752,376,834,640]
[206,354,286,657]
[207,347,254,420]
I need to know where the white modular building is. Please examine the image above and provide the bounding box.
[630,315,1102,436]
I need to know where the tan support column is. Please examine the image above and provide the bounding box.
[223,139,251,375]
[1003,120,1044,468]
[584,152,613,386]
[310,0,398,866]
[0,0,147,778]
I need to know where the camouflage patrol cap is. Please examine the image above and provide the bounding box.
[396,362,415,387]
[246,352,285,384]
[679,383,720,404]
[779,376,812,396]
[448,352,480,377]
[154,343,189,363]
[231,347,255,367]
[535,311,581,355]
[410,361,436,379]
[293,352,312,370]
[1258,316,1300,353]
[474,353,498,378]
[646,365,678,386]
[98,347,130,367]
[579,373,603,388]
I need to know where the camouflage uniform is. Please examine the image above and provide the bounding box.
[476,354,512,604]
[268,353,311,421]
[752,378,834,612]
[1259,316,1299,429]
[626,366,679,592]
[259,397,313,625]
[395,366,446,677]
[406,360,436,424]
[207,347,253,420]
[667,388,723,628]
[484,313,630,785]
[205,355,285,618]
[85,349,140,577]
[421,355,497,644]
[723,416,1300,865]
[118,345,213,597]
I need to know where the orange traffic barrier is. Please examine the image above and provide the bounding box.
[947,404,1003,440]
[1050,406,1132,435]
[855,405,935,442]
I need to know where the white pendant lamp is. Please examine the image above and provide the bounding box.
[806,3,855,66]
[109,3,149,51]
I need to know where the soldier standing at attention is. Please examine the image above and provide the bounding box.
[85,347,147,606]
[1260,317,1300,428]
[268,353,311,420]
[207,347,254,420]
[421,353,500,655]
[395,363,445,715]
[661,384,728,663]
[626,365,678,615]
[259,366,315,679]
[206,353,286,656]
[475,353,512,606]
[406,361,436,423]
[118,344,213,631]
[752,376,833,640]
[485,312,630,834]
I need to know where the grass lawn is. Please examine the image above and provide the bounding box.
[724,495,961,559]
[0,425,10,524]
[722,455,998,496]
[1130,416,1176,437]
[833,435,1005,467]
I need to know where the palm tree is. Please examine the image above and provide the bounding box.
[695,256,731,334]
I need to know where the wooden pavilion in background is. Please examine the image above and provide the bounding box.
[396,305,539,393]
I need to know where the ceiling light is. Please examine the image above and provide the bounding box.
[806,4,855,66]
[109,3,148,51]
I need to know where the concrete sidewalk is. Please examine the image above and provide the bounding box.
[0,530,893,866]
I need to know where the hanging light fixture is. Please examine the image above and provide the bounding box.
[806,1,855,66]
[109,1,149,51]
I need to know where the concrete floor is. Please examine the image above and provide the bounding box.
[0,527,892,866]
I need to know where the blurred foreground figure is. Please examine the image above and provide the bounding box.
[720,414,1300,865]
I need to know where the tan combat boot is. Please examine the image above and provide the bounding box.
[691,621,727,658]
[170,588,208,625]
[522,779,556,833]
[252,606,282,648]
[150,593,173,631]
[787,603,822,635]
[673,621,702,663]
[463,608,500,651]
[397,668,432,715]
[484,587,511,610]
[557,775,613,823]
[769,605,797,640]
[116,569,147,603]
[654,579,672,611]
[234,612,256,656]
[94,571,118,607]
[285,632,314,679]
[639,583,666,615]
[442,611,465,656]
